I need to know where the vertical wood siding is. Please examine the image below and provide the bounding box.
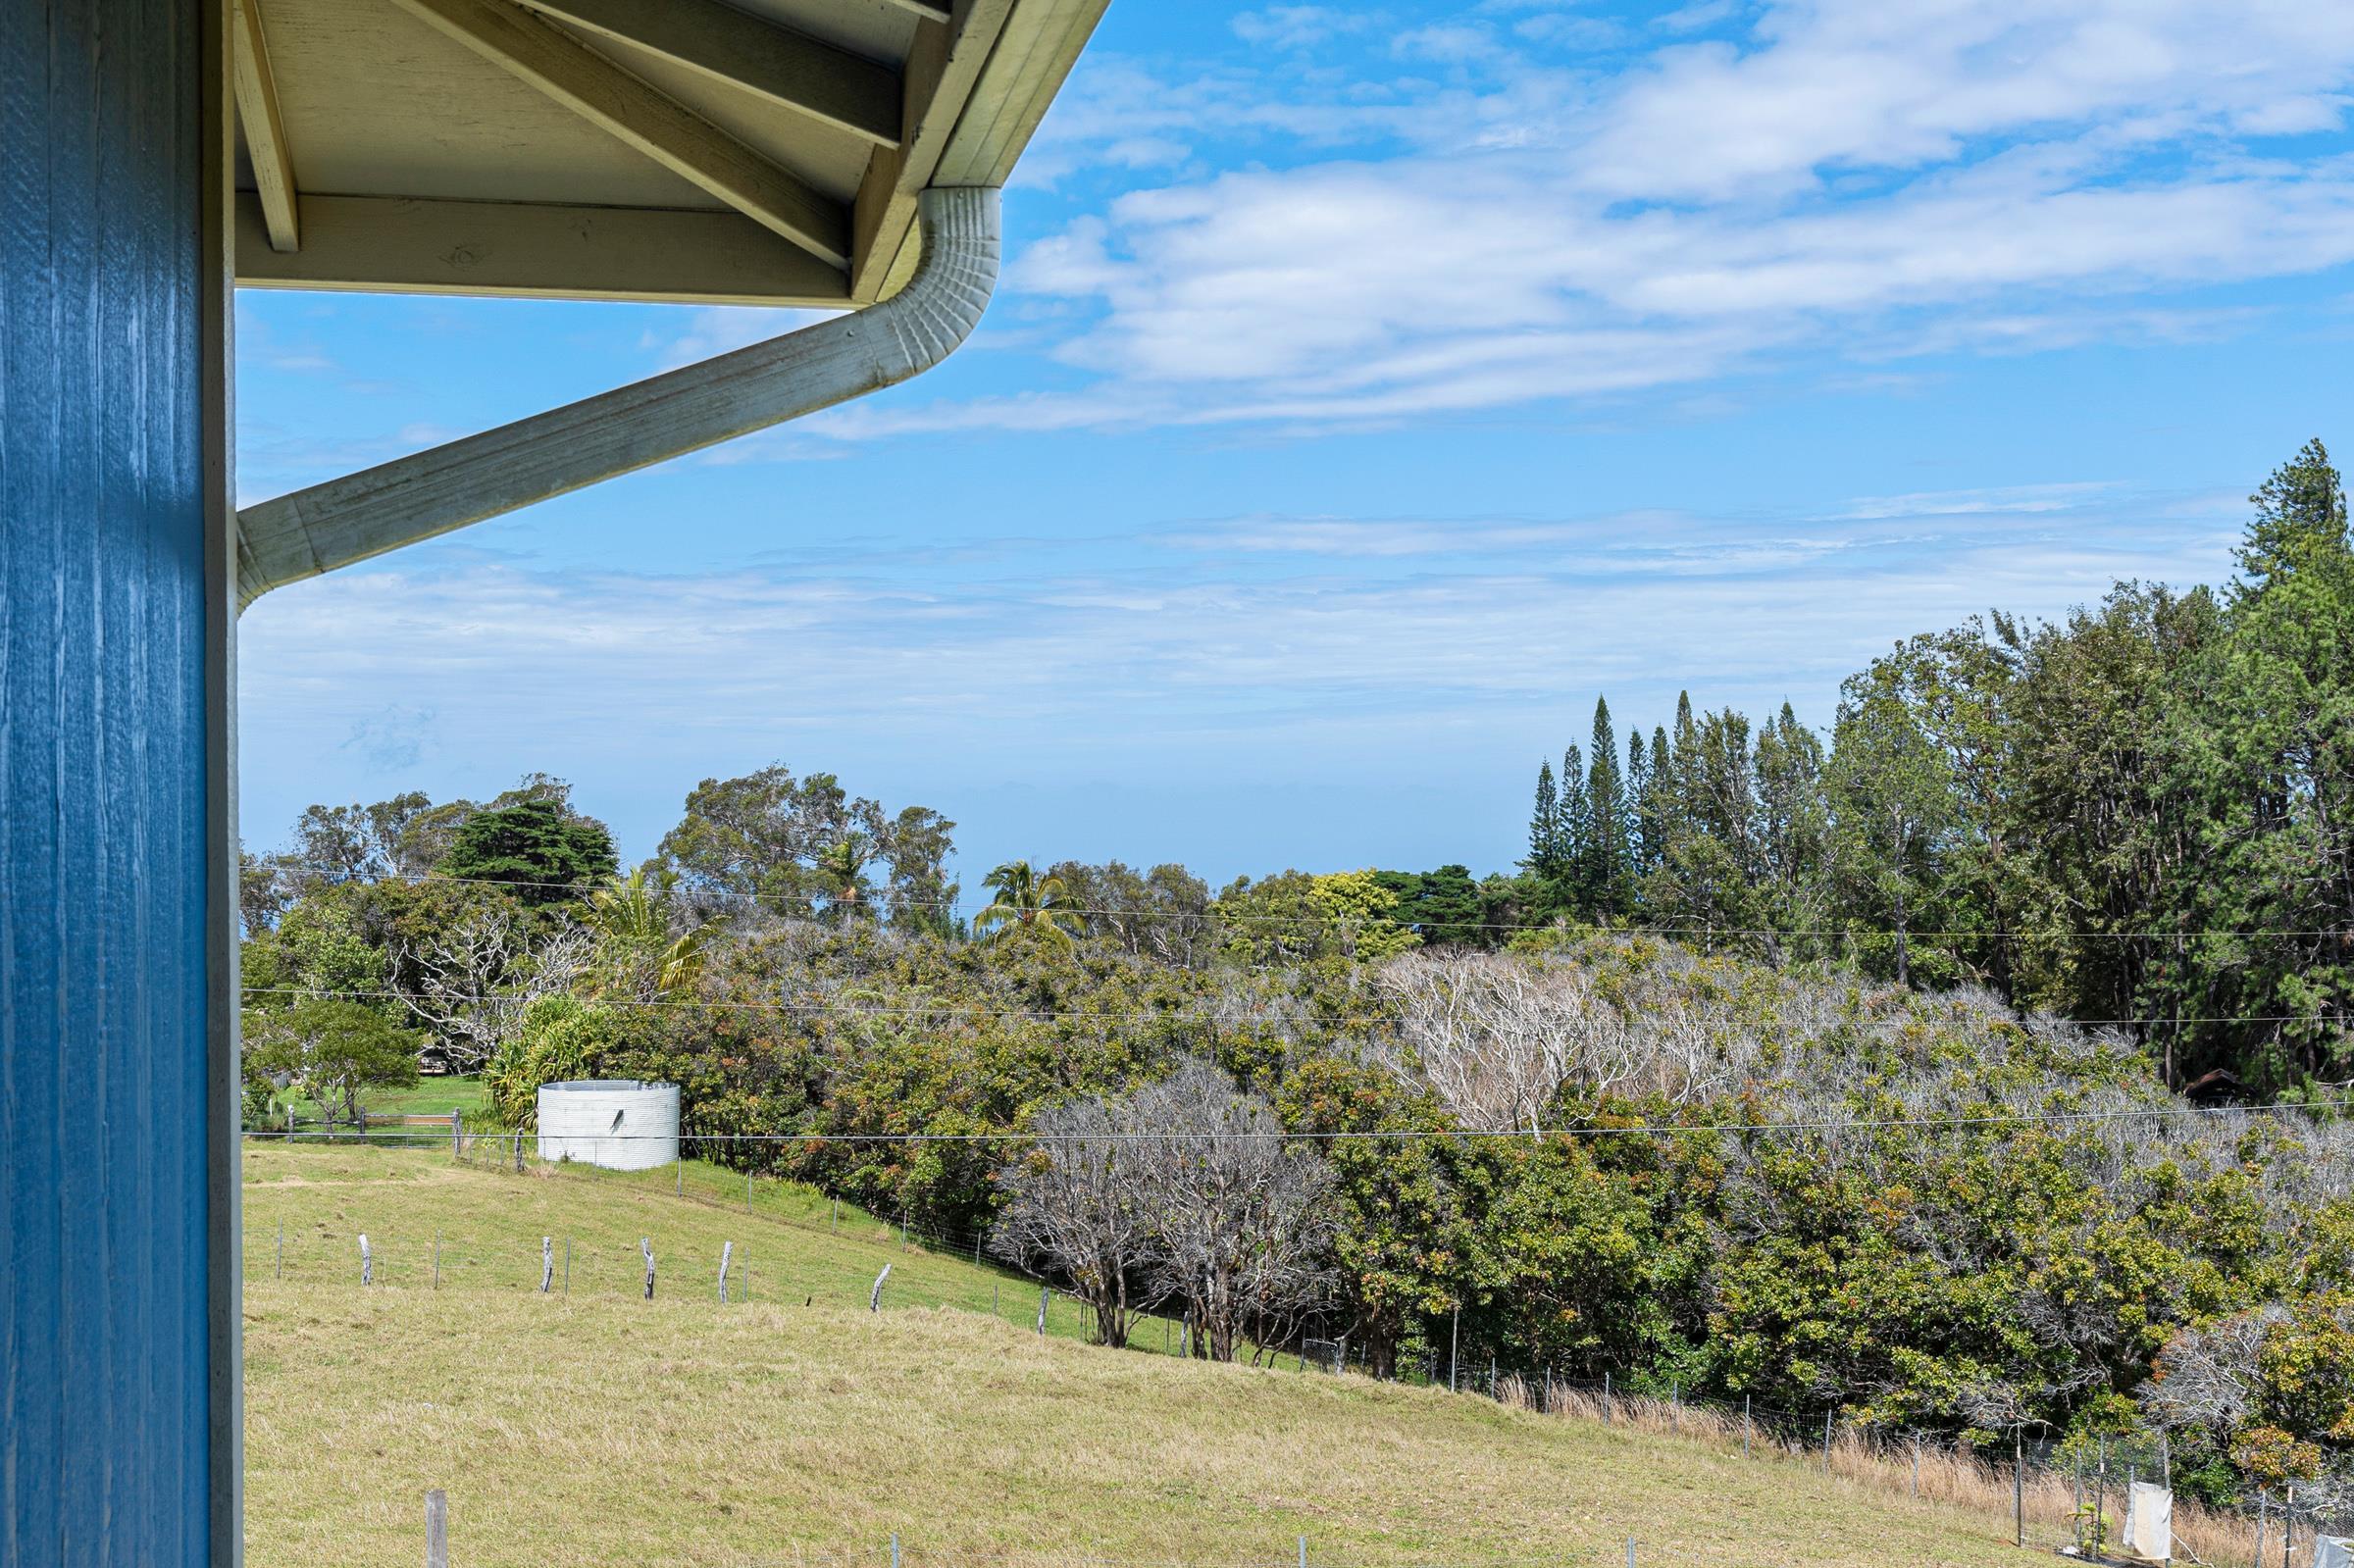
[1,1,213,1563]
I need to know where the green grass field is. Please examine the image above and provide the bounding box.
[240,1144,2046,1568]
[243,1141,1170,1342]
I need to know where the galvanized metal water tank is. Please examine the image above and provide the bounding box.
[536,1080,681,1171]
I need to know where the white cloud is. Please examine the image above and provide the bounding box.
[1583,0,2354,202]
[1232,6,1373,51]
[1394,24,1509,66]
[821,0,2354,440]
[237,481,2238,779]
[1831,482,2122,520]
[644,305,836,371]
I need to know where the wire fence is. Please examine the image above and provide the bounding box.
[402,1486,2354,1568]
[239,1078,2354,1149]
[247,1131,1235,1359]
[253,1135,2353,1568]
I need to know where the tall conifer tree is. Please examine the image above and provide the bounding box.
[1528,761,1562,876]
[1624,730,1651,872]
[1558,745,1593,912]
[1588,698,1627,913]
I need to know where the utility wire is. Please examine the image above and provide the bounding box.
[249,863,2354,941]
[239,1093,2354,1145]
[238,983,2352,1033]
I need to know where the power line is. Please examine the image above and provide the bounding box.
[248,863,2354,941]
[238,983,2353,1033]
[239,1093,2354,1145]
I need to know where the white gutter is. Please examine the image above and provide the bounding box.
[234,184,1000,609]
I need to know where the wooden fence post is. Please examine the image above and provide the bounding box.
[359,1234,372,1286]
[640,1238,655,1300]
[719,1240,734,1302]
[425,1490,448,1568]
[540,1237,553,1293]
[870,1263,891,1312]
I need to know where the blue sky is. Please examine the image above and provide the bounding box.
[236,0,2354,895]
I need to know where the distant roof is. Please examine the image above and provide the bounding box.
[230,0,1106,307]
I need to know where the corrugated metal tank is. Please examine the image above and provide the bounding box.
[536,1081,681,1171]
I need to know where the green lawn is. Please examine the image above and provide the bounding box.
[242,1139,1171,1347]
[267,1074,490,1143]
[238,1142,2093,1568]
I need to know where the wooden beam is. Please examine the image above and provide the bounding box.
[850,0,1016,302]
[385,0,851,269]
[230,0,299,251]
[233,193,850,305]
[518,0,901,148]
[935,0,1114,187]
[882,0,952,21]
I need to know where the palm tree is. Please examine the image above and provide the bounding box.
[973,860,1088,947]
[814,834,871,923]
[587,870,706,995]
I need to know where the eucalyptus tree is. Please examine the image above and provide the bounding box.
[1826,672,1955,987]
[656,766,956,931]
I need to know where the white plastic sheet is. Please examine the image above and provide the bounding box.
[2121,1481,2172,1561]
[2314,1534,2354,1568]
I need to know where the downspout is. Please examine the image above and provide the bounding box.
[234,185,1000,609]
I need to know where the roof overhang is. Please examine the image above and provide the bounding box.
[229,0,1107,308]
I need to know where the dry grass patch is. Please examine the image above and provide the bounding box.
[247,1282,2038,1568]
[240,1145,2164,1568]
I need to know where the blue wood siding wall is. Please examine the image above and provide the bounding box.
[1,0,215,1563]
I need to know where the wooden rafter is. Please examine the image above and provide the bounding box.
[233,193,852,306]
[851,0,1015,302]
[230,0,299,252]
[385,0,853,271]
[519,0,901,148]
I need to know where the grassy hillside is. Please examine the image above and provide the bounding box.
[242,1144,2049,1568]
[243,1139,1161,1341]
